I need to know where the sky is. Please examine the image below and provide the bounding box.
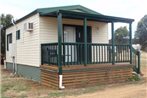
[0,0,147,38]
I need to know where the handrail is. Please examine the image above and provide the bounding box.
[132,47,141,74]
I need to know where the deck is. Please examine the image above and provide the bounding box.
[40,63,133,89]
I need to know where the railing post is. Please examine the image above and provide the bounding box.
[57,12,63,75]
[129,22,132,64]
[84,17,87,65]
[137,51,141,74]
[111,22,115,65]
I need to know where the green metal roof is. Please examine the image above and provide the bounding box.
[37,5,102,15]
[7,5,134,28]
[40,9,134,23]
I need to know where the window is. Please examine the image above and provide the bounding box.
[16,30,20,40]
[7,33,12,51]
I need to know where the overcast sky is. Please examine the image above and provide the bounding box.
[0,0,147,38]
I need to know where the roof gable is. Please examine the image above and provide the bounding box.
[37,5,102,15]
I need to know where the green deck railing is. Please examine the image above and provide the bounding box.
[41,43,58,65]
[41,43,130,65]
[132,47,141,74]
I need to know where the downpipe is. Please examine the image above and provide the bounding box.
[12,56,17,74]
[12,56,15,73]
[59,75,65,89]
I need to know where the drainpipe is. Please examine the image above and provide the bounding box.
[12,56,15,73]
[59,75,65,89]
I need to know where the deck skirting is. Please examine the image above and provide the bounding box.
[41,64,133,89]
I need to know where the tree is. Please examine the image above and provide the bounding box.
[0,14,13,56]
[134,15,147,51]
[114,26,129,44]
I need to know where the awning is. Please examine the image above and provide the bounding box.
[40,10,134,23]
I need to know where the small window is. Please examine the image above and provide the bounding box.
[16,30,20,40]
[7,33,12,51]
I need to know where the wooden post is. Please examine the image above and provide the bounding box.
[57,12,63,75]
[129,23,132,64]
[111,22,115,65]
[84,18,87,65]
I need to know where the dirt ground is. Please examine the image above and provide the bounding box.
[1,51,147,98]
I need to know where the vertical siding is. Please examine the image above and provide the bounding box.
[6,14,40,67]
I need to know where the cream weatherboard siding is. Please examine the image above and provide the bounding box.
[6,13,40,67]
[39,17,58,43]
[39,17,108,44]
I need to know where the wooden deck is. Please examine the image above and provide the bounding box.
[40,63,133,89]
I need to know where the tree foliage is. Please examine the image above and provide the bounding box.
[134,15,147,50]
[114,26,129,44]
[0,14,13,56]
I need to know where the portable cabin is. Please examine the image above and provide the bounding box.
[5,5,140,89]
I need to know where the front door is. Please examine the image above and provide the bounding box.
[76,26,92,63]
[63,25,92,64]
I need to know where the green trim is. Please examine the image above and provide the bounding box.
[57,12,63,75]
[137,51,141,74]
[111,22,115,65]
[129,23,132,64]
[6,62,13,71]
[54,10,134,23]
[6,62,40,81]
[84,18,87,65]
[132,48,141,74]
[41,43,131,65]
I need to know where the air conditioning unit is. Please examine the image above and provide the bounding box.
[24,22,33,31]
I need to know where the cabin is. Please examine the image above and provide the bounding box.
[5,5,140,89]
